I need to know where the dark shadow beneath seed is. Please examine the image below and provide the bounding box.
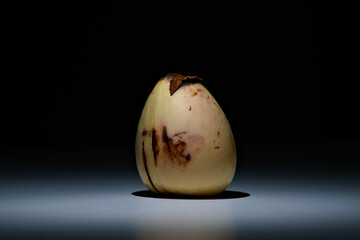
[132,190,250,200]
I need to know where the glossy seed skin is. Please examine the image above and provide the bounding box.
[135,74,236,196]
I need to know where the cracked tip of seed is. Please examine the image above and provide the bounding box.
[168,73,202,95]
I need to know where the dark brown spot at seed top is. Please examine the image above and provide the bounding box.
[168,73,202,95]
[142,130,148,136]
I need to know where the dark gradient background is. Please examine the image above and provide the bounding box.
[2,1,359,239]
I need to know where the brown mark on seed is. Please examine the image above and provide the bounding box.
[161,126,191,168]
[189,106,192,111]
[142,141,159,193]
[174,131,186,137]
[191,88,203,97]
[152,128,160,167]
[168,73,202,95]
[214,146,220,149]
[217,128,220,138]
[142,130,148,136]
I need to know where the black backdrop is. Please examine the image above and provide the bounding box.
[2,1,358,173]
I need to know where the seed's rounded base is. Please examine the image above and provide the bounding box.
[146,184,231,197]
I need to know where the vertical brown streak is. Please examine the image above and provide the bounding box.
[142,141,159,193]
[152,128,159,166]
[162,126,171,152]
